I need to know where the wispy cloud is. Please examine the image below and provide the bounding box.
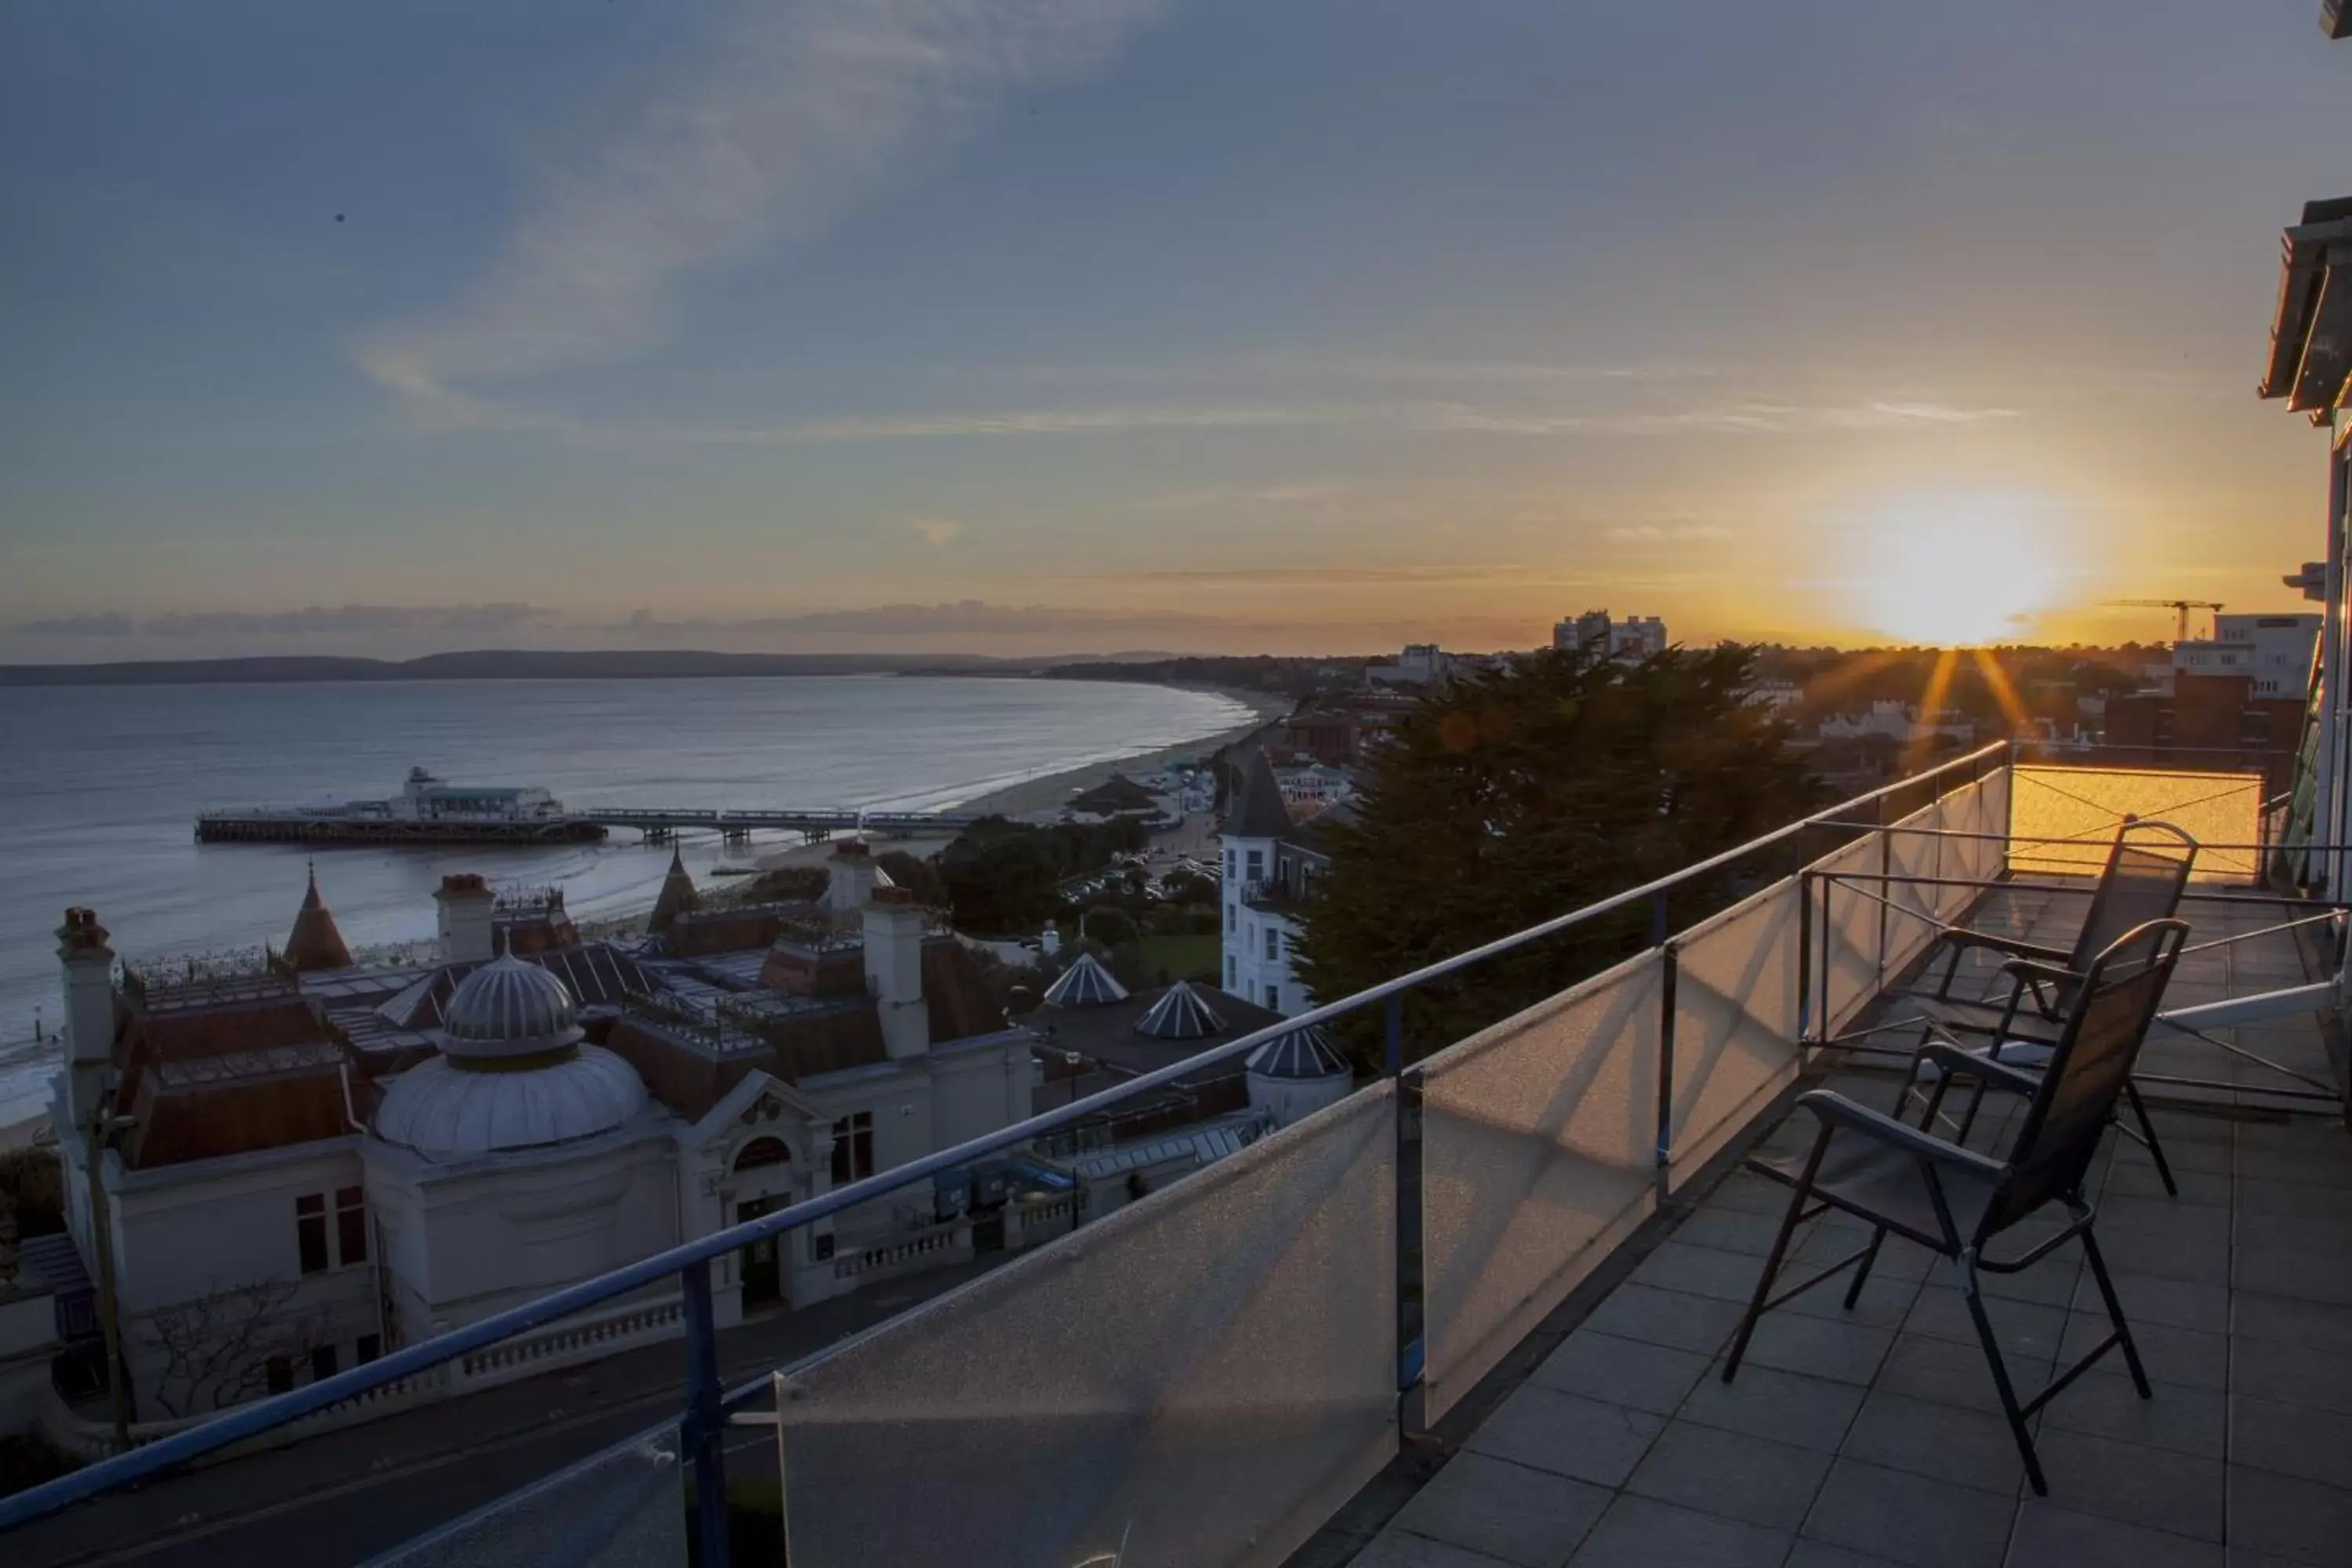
[1071,564,1595,587]
[1602,524,1736,544]
[354,0,1172,422]
[674,404,1331,443]
[902,515,964,546]
[14,604,554,638]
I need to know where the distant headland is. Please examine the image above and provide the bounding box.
[0,649,1054,687]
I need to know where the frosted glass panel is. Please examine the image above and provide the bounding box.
[1668,881,1802,1183]
[775,1086,1396,1568]
[2010,766,2259,880]
[1420,954,1661,1421]
[1809,836,1883,1035]
[367,1421,684,1566]
[1882,804,1945,978]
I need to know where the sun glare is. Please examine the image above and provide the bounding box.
[1847,495,2066,647]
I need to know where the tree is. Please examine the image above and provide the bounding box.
[139,1279,327,1418]
[874,849,946,907]
[1293,646,1820,1062]
[1077,905,1140,948]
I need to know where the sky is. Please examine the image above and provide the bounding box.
[2,1,2346,661]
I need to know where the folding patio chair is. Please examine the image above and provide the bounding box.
[1905,818,2197,1194]
[1725,919,2189,1496]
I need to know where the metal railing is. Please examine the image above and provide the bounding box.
[16,738,2321,1566]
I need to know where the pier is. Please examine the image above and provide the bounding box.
[194,805,985,848]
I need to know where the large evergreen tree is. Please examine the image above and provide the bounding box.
[1294,646,1819,1061]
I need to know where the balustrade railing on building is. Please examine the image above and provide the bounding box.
[8,740,2340,1568]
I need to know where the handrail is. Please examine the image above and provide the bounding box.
[0,738,2009,1533]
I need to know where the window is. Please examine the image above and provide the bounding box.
[1265,984,1279,1009]
[265,1356,294,1396]
[1245,848,1265,880]
[296,1194,328,1276]
[1224,848,1235,878]
[1224,902,1235,933]
[735,1136,790,1171]
[1264,927,1279,961]
[1225,956,1237,989]
[829,1112,874,1185]
[311,1344,339,1382]
[355,1334,382,1365]
[336,1186,368,1267]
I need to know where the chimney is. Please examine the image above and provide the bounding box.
[862,886,929,1059]
[434,873,497,964]
[56,908,117,1128]
[826,839,880,924]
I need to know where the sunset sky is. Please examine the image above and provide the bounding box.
[3,2,2346,660]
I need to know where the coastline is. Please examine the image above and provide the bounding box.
[949,687,1290,820]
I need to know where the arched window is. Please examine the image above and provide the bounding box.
[734,1136,791,1172]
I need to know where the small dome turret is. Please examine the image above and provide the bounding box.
[437,955,583,1060]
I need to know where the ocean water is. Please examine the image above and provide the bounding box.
[0,675,1250,1121]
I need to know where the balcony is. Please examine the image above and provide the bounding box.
[2,746,2345,1567]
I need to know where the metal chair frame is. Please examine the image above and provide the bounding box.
[1725,920,2190,1495]
[1912,819,2198,1196]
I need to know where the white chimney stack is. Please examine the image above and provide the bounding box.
[827,839,880,924]
[56,907,116,1128]
[862,887,929,1059]
[434,873,497,964]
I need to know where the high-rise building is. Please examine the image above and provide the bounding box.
[1553,610,1668,659]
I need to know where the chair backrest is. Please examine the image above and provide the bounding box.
[1988,917,2190,1232]
[2053,820,2197,1009]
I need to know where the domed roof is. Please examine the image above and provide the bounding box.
[438,955,583,1059]
[1247,1024,1350,1081]
[1044,952,1128,1008]
[1134,981,1225,1040]
[373,1045,648,1159]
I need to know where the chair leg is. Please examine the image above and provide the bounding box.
[1955,1252,2049,1495]
[1842,1227,1886,1309]
[2120,1081,2178,1197]
[1723,1178,1809,1383]
[2079,1227,2152,1398]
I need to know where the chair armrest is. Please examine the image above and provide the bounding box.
[1915,1039,2042,1097]
[1998,956,2081,989]
[1795,1089,2009,1178]
[1938,928,2071,964]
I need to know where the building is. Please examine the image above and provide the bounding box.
[1365,643,1456,688]
[1216,749,1352,1016]
[2171,612,2320,698]
[43,846,1042,1424]
[1553,609,1668,659]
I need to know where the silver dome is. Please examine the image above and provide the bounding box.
[373,1045,648,1158]
[438,955,584,1060]
[1246,1024,1351,1081]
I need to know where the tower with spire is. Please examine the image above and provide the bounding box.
[647,845,700,935]
[281,865,354,973]
[1220,748,1310,1015]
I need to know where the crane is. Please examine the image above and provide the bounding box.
[2106,598,2224,642]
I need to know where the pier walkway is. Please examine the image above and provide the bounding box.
[193,805,985,847]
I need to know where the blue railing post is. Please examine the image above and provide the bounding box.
[1388,992,1425,1432]
[681,1260,730,1567]
[1653,890,1677,1182]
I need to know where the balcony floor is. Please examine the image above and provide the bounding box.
[1343,889,2352,1568]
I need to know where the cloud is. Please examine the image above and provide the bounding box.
[675,404,1332,443]
[16,604,556,638]
[1419,401,2024,437]
[621,600,1225,637]
[355,0,1172,422]
[1602,524,1736,544]
[18,612,136,637]
[902,516,964,546]
[1073,564,1596,587]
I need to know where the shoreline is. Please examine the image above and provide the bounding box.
[948,688,1290,820]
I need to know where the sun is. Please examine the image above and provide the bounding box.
[1846,494,2066,646]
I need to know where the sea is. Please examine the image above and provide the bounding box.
[0,675,1253,1124]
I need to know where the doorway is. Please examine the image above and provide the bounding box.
[737,1195,785,1309]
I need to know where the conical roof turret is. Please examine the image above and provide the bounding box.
[283,865,354,972]
[1224,749,1294,840]
[648,846,700,935]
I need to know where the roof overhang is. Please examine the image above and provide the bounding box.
[2326,2,2350,43]
[2260,198,2352,423]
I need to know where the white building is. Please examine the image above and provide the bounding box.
[1553,609,1668,659]
[1365,643,1454,688]
[2172,612,2321,698]
[1218,750,1348,1017]
[42,849,1040,1426]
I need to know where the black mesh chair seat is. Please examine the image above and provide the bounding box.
[1750,1138,2000,1251]
[1725,919,2190,1497]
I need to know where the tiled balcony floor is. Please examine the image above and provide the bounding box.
[1345,891,2352,1568]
